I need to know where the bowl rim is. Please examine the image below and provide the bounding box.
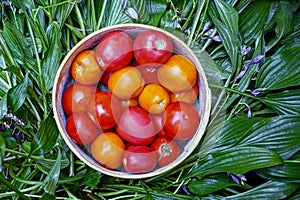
[52,23,211,179]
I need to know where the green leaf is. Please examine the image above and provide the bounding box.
[130,0,150,23]
[239,1,270,45]
[0,94,8,119]
[0,135,5,172]
[7,74,28,112]
[53,0,74,29]
[39,148,61,195]
[187,147,282,179]
[236,116,300,159]
[104,0,132,27]
[256,40,300,90]
[266,1,294,51]
[146,0,167,27]
[261,90,300,115]
[41,23,62,92]
[209,5,242,74]
[199,117,261,155]
[31,114,59,156]
[258,163,300,183]
[65,23,85,40]
[83,169,102,187]
[214,0,239,36]
[188,175,240,196]
[226,181,299,200]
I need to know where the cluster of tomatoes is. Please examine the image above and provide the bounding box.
[62,29,201,173]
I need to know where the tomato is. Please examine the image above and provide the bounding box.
[62,84,98,116]
[89,91,122,130]
[136,63,160,84]
[163,101,200,140]
[151,113,167,137]
[138,84,170,114]
[71,50,103,85]
[158,55,197,93]
[120,98,139,110]
[108,66,145,99]
[151,136,180,166]
[170,84,199,104]
[95,31,133,71]
[66,112,100,144]
[116,106,156,145]
[122,146,157,173]
[91,132,125,169]
[133,30,173,65]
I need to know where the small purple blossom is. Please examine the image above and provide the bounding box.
[242,103,252,118]
[184,29,190,36]
[241,45,251,55]
[229,173,247,185]
[211,35,222,42]
[200,22,210,35]
[247,88,266,96]
[181,185,190,195]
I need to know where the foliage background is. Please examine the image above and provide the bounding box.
[0,0,299,199]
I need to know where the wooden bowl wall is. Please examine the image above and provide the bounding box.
[52,24,211,179]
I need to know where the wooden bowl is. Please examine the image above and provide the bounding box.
[52,24,211,179]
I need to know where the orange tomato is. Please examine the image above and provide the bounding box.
[170,84,199,104]
[71,50,103,85]
[120,98,139,110]
[91,132,125,169]
[157,55,197,93]
[138,84,170,114]
[108,66,145,99]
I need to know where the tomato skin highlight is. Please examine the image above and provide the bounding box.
[62,84,99,116]
[163,101,200,140]
[91,132,125,169]
[151,136,180,166]
[71,50,103,85]
[89,91,122,130]
[133,30,173,65]
[96,31,133,71]
[122,146,157,173]
[116,106,156,145]
[66,112,100,144]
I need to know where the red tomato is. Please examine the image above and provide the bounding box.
[89,91,122,130]
[163,101,200,140]
[62,84,98,116]
[133,30,173,65]
[91,132,125,169]
[151,136,180,166]
[122,146,157,173]
[116,106,156,145]
[66,112,100,144]
[71,50,103,85]
[151,113,167,137]
[95,31,133,71]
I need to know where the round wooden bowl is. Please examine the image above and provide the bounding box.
[52,23,211,179]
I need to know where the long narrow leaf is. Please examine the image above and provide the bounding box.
[187,147,282,179]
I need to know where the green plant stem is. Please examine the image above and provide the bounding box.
[182,0,198,30]
[202,29,217,50]
[0,173,30,200]
[97,0,108,30]
[193,0,209,44]
[26,19,48,120]
[187,0,207,46]
[74,3,86,36]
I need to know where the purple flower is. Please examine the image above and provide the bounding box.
[181,185,190,195]
[247,88,266,96]
[241,45,251,55]
[229,173,247,185]
[211,35,222,42]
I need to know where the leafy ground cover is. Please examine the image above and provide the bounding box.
[0,0,300,199]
